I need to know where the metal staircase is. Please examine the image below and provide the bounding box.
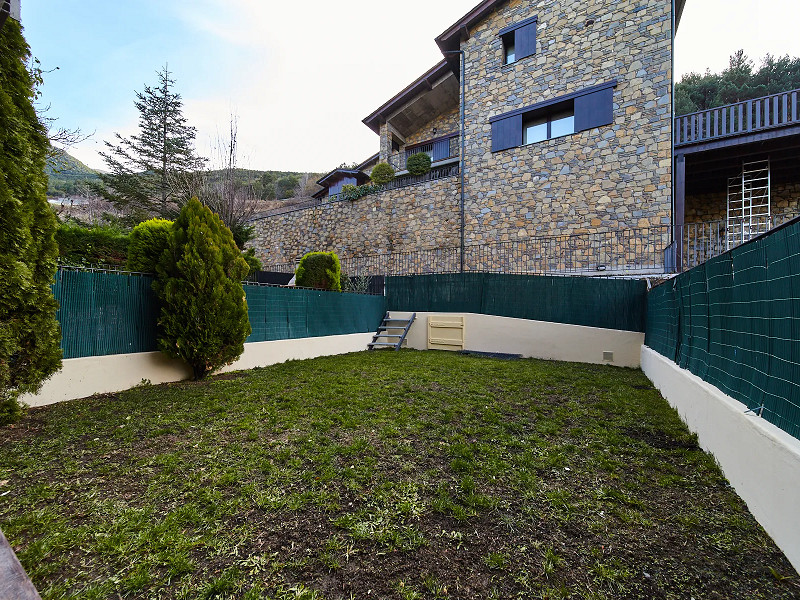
[368,312,416,351]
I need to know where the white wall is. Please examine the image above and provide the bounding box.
[22,333,374,407]
[641,346,800,573]
[392,311,644,367]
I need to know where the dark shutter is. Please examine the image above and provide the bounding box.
[491,114,523,152]
[574,87,614,132]
[515,22,537,60]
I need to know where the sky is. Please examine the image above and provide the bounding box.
[19,0,800,174]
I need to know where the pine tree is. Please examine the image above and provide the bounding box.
[0,19,62,424]
[153,198,251,380]
[98,66,205,220]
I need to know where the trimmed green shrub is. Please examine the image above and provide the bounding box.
[127,218,171,272]
[370,162,395,185]
[295,252,342,292]
[0,20,62,424]
[341,184,357,196]
[56,221,130,267]
[153,198,251,380]
[406,152,432,176]
[242,248,262,274]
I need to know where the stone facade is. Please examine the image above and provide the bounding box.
[251,0,674,273]
[686,182,800,223]
[252,177,460,269]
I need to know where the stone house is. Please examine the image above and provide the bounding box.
[251,0,695,274]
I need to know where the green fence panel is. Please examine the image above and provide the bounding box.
[387,273,647,332]
[54,272,386,358]
[646,218,800,441]
[54,270,159,359]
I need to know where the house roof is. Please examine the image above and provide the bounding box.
[316,169,369,187]
[356,152,380,172]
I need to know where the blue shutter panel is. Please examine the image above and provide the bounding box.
[491,114,522,152]
[574,87,614,132]
[515,22,537,60]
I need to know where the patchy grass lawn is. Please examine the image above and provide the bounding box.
[1,350,798,599]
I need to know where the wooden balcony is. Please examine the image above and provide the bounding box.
[675,89,800,149]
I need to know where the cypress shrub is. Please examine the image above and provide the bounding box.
[242,248,262,275]
[55,221,129,267]
[370,162,395,185]
[295,251,342,292]
[153,198,251,380]
[0,21,62,424]
[406,152,432,176]
[127,218,172,272]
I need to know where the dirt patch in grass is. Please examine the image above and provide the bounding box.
[1,350,798,599]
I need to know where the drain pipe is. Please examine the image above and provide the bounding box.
[444,50,466,272]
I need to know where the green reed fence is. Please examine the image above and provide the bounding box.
[646,218,800,441]
[53,269,385,359]
[386,272,647,332]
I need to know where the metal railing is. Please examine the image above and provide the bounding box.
[388,133,459,171]
[263,225,674,277]
[676,212,800,271]
[675,88,800,147]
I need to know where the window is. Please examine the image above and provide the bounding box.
[499,16,537,65]
[490,81,617,152]
[523,106,575,144]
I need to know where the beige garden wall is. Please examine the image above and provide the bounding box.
[390,311,644,367]
[22,333,375,408]
[641,346,800,573]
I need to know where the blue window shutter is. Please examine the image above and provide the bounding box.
[491,114,522,152]
[574,87,614,132]
[515,22,537,60]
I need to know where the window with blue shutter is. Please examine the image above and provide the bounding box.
[500,16,538,65]
[489,81,617,152]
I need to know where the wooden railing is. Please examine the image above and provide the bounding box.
[675,89,800,147]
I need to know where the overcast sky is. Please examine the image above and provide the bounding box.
[21,0,800,174]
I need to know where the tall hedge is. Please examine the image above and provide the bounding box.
[153,198,251,380]
[0,20,62,424]
[295,251,342,291]
[127,218,171,272]
[56,221,129,267]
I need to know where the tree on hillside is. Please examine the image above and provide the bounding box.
[676,50,800,115]
[97,66,205,220]
[0,19,62,424]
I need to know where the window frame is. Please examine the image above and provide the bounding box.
[499,15,538,66]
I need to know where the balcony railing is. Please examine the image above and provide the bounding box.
[675,88,800,147]
[389,133,459,171]
[675,212,800,271]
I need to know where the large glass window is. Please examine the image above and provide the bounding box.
[523,108,575,145]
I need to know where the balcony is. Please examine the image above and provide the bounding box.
[675,89,800,149]
[389,133,459,172]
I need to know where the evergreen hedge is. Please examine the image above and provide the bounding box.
[0,20,62,423]
[406,152,432,176]
[370,162,395,185]
[56,221,129,267]
[153,198,251,380]
[127,218,171,272]
[295,252,342,292]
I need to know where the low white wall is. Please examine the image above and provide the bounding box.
[641,346,800,573]
[22,333,374,408]
[391,312,644,367]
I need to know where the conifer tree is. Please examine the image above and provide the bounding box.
[0,19,62,424]
[153,198,251,380]
[98,66,205,220]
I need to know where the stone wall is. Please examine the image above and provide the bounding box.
[460,0,673,243]
[251,0,674,273]
[686,182,800,223]
[404,105,459,146]
[251,176,460,269]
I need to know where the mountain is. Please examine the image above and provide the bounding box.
[45,150,99,197]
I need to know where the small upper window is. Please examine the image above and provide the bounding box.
[499,16,537,66]
[502,33,516,65]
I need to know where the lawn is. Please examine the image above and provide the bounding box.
[0,350,797,599]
